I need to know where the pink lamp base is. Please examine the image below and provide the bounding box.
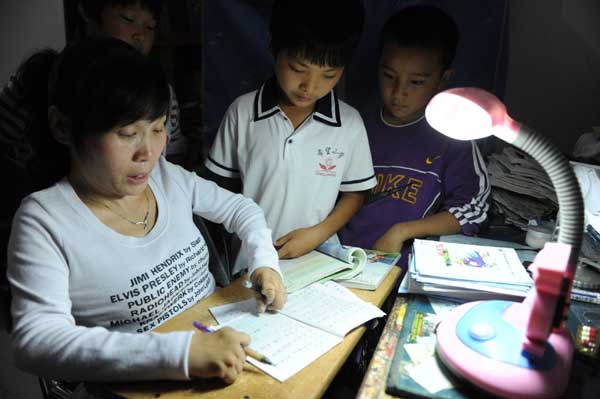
[436,300,574,398]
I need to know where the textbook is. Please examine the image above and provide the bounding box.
[338,249,399,290]
[385,295,471,398]
[209,281,386,381]
[401,239,533,301]
[279,243,370,293]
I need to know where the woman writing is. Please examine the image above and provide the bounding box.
[7,37,286,384]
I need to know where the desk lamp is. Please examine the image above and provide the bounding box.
[425,87,583,398]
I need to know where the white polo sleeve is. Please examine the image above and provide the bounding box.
[164,160,279,274]
[205,99,241,179]
[340,108,377,192]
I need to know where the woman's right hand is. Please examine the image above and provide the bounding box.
[187,327,250,384]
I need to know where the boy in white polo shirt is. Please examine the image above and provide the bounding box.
[205,0,376,262]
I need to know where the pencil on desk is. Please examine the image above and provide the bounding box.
[191,321,275,365]
[243,346,274,366]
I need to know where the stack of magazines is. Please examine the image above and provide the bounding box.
[580,224,600,270]
[487,147,558,229]
[400,239,533,301]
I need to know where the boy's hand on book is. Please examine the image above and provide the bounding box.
[373,224,407,253]
[275,226,324,259]
[250,267,287,312]
[188,327,250,384]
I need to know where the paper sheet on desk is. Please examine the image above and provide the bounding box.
[209,282,385,381]
[403,320,447,392]
[209,298,257,324]
[384,298,461,397]
[405,356,454,394]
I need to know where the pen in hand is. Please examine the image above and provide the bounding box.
[192,321,275,365]
[243,279,271,312]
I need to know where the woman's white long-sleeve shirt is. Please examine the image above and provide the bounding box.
[7,158,279,381]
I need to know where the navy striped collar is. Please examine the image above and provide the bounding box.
[252,76,341,127]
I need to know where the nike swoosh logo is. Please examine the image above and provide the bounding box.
[425,156,441,165]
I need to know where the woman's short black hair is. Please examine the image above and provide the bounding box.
[49,36,170,148]
[269,0,365,68]
[11,36,168,187]
[79,0,163,22]
[381,5,459,70]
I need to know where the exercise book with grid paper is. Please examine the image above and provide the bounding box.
[278,243,370,293]
[208,281,385,381]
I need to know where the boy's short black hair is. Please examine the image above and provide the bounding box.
[79,0,163,22]
[269,0,364,68]
[381,5,459,70]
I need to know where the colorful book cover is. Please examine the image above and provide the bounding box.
[385,295,472,399]
[412,239,532,286]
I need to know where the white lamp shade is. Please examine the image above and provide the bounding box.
[426,91,492,140]
[425,87,520,143]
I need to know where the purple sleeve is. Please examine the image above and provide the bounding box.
[441,140,491,235]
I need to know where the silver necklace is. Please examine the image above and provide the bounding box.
[98,190,150,231]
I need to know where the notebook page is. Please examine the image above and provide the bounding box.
[280,283,385,337]
[209,298,257,324]
[279,251,351,292]
[317,243,368,280]
[319,280,364,303]
[339,261,393,289]
[223,311,342,381]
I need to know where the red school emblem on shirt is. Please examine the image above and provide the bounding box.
[315,146,343,177]
[316,158,337,177]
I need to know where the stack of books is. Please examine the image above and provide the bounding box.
[400,239,533,301]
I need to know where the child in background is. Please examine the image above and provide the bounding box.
[0,0,188,296]
[205,0,376,265]
[339,6,490,267]
[77,0,188,164]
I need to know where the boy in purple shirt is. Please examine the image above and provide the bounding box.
[339,6,490,266]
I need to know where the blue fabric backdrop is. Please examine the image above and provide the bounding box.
[202,0,508,147]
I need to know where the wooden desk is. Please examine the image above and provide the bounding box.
[356,296,407,399]
[103,267,401,399]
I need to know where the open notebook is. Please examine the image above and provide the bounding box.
[339,249,399,290]
[209,281,385,381]
[278,243,369,293]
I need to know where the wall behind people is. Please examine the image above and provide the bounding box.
[202,0,274,147]
[344,0,508,116]
[503,0,600,154]
[0,1,65,83]
[0,3,64,399]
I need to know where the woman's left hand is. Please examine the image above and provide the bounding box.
[249,267,287,312]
